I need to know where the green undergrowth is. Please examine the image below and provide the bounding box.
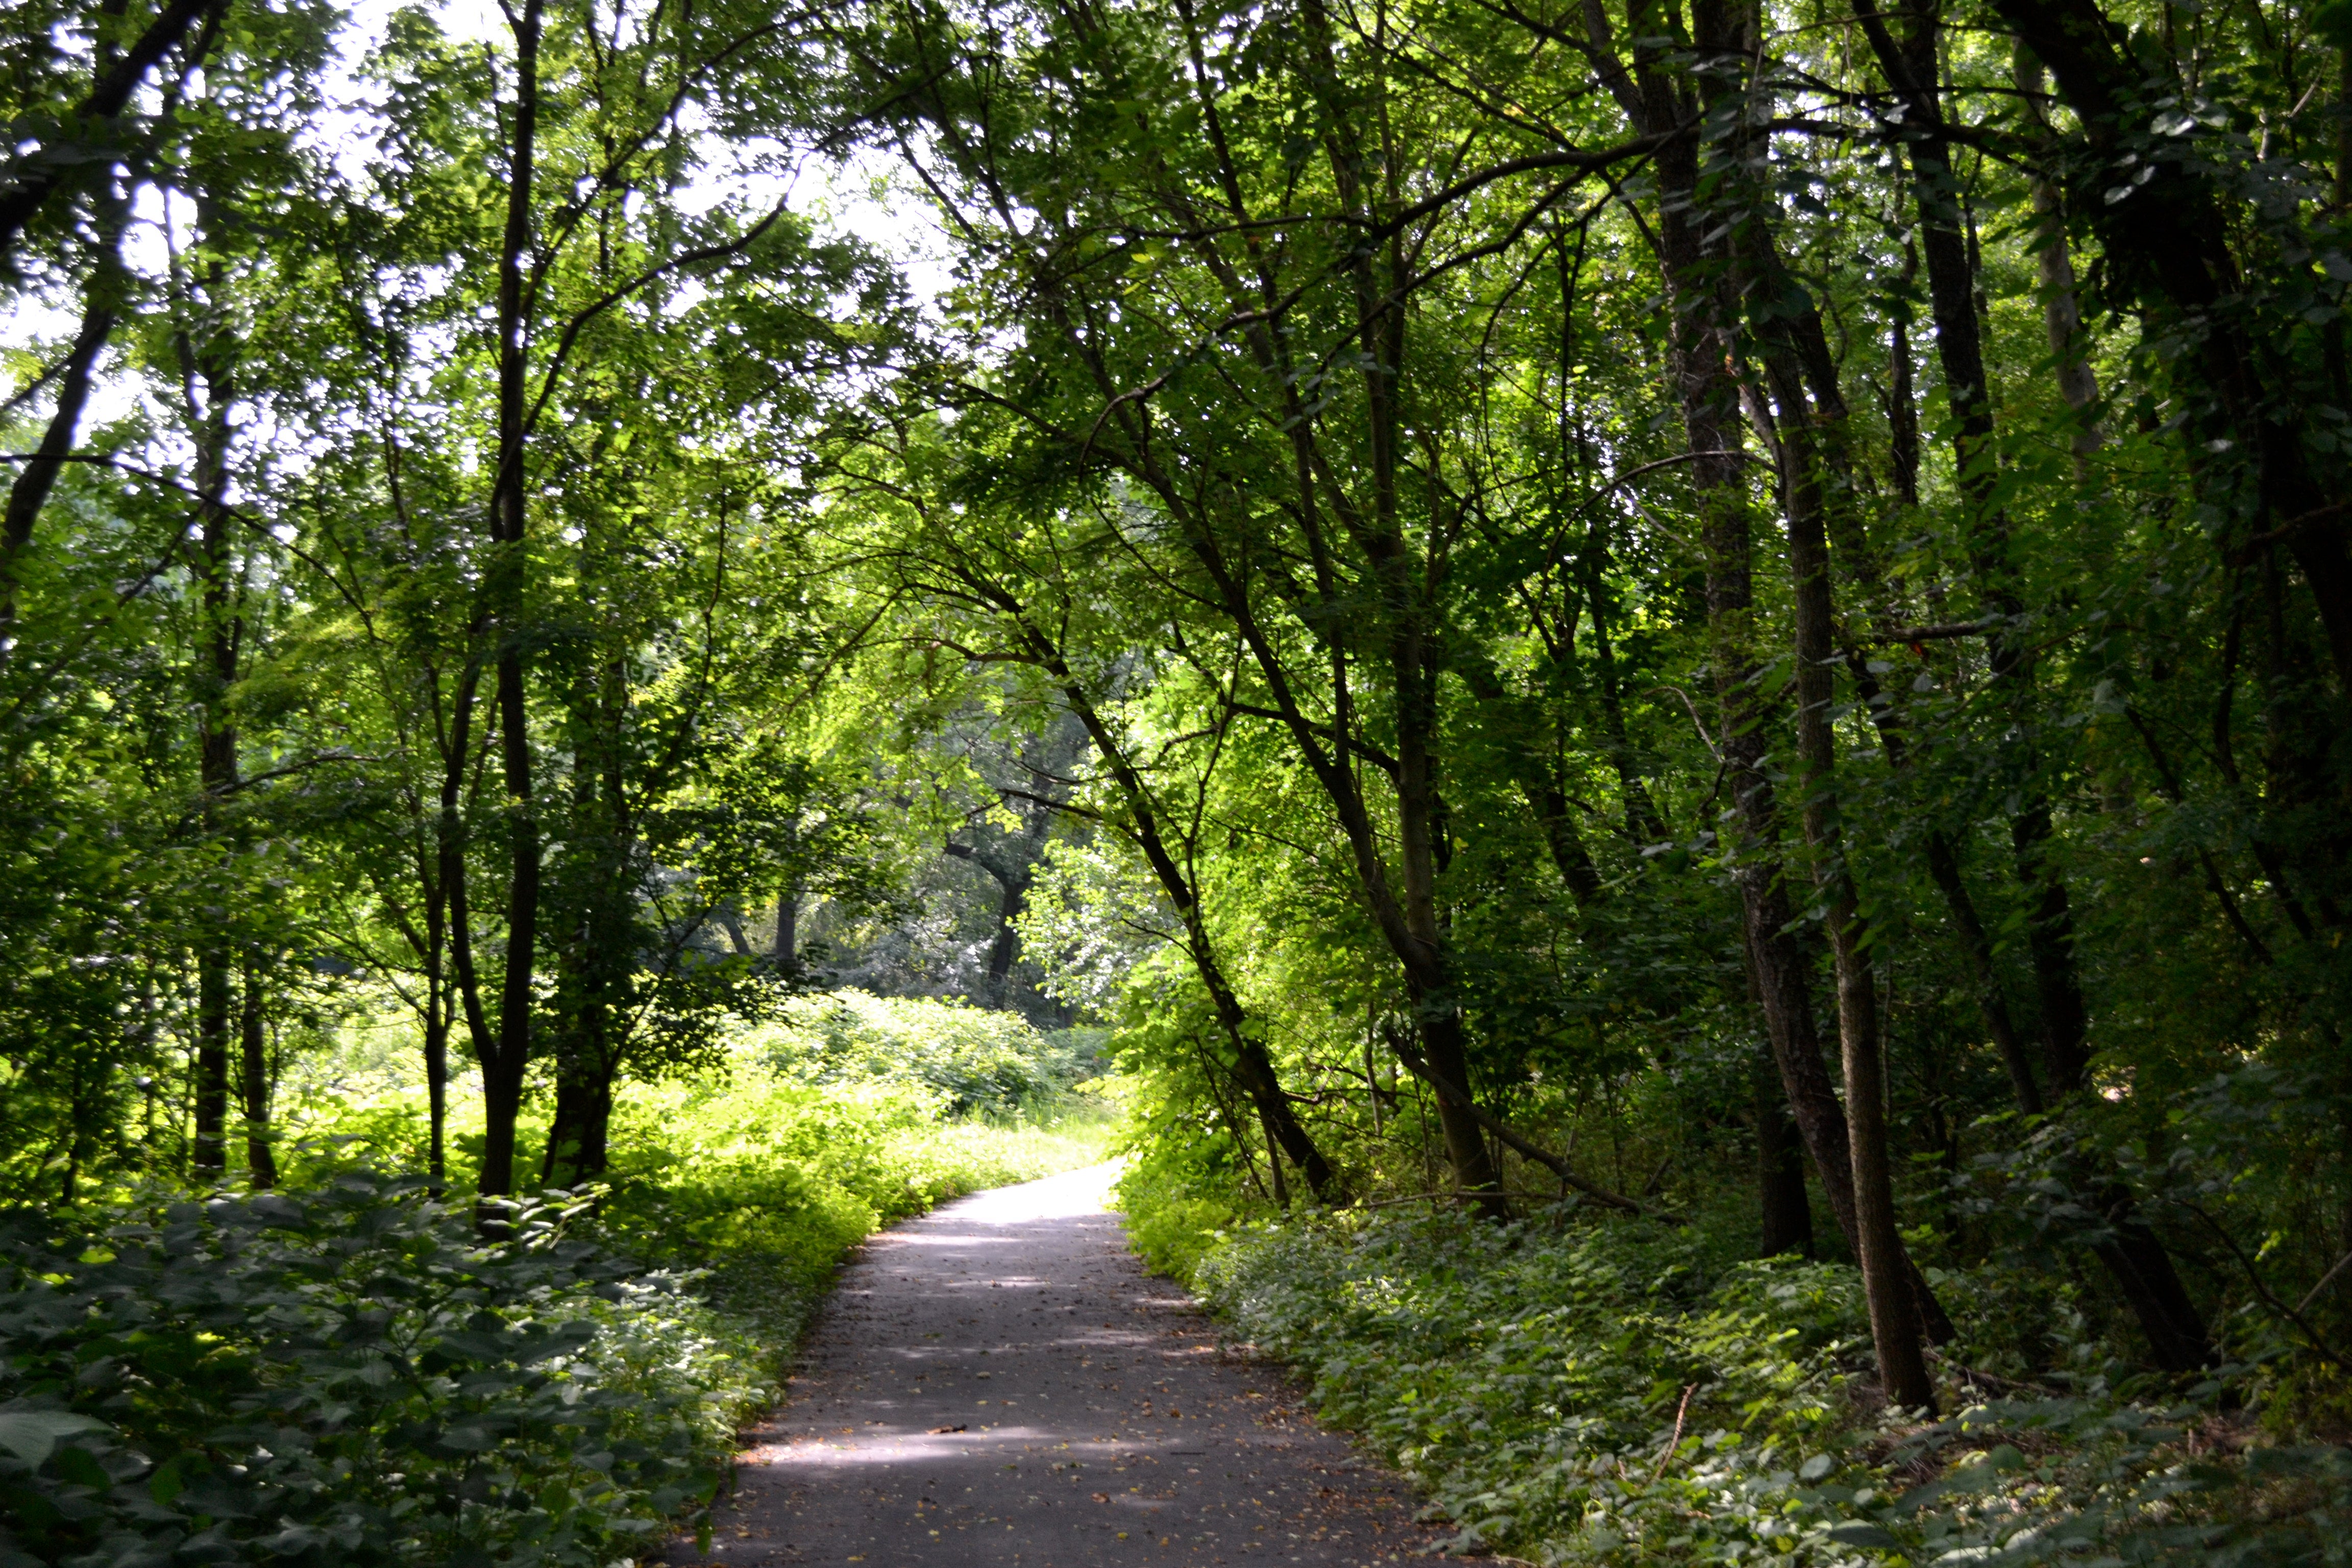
[0,995,1115,1567]
[0,1176,752,1568]
[289,991,1118,1370]
[1169,1203,2352,1567]
[587,1071,1117,1356]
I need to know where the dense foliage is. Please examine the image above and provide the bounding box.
[8,0,2352,1556]
[0,1002,1108,1565]
[0,1177,750,1568]
[1195,1206,2352,1566]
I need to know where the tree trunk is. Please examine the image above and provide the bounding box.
[1921,834,2044,1112]
[773,890,798,973]
[425,976,449,1195]
[1259,1104,1291,1209]
[1992,0,2352,692]
[1854,0,2217,1370]
[985,873,1027,1005]
[477,0,547,1210]
[1043,671,1342,1202]
[187,250,239,1181]
[2014,51,2102,462]
[1887,244,1922,506]
[542,1056,615,1188]
[419,882,450,1194]
[1581,556,1669,843]
[1458,659,1608,916]
[237,961,276,1187]
[1756,1057,1815,1258]
[1756,290,1937,1411]
[193,954,230,1177]
[1585,5,1872,1259]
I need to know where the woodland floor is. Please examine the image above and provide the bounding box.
[666,1164,1444,1568]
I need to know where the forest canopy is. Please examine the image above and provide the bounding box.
[5,0,2352,1557]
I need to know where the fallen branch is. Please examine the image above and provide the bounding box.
[1648,1384,1698,1483]
[1872,619,1999,644]
[1926,1348,2059,1398]
[2296,1247,2352,1316]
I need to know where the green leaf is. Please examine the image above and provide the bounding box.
[0,1411,112,1466]
[1826,1521,1901,1550]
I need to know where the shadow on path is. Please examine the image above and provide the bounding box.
[666,1163,1441,1567]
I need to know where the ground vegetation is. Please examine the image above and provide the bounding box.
[5,0,2352,1558]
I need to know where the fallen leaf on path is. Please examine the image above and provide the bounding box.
[927,1425,967,1434]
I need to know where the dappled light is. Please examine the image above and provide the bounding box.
[668,1165,1435,1566]
[4,0,2352,1560]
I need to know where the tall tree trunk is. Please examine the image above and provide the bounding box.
[985,874,1027,1004]
[1581,0,1955,1341]
[419,878,450,1194]
[477,0,547,1209]
[1888,243,1922,507]
[425,975,449,1194]
[1259,1104,1291,1209]
[187,251,238,1180]
[1756,322,1937,1412]
[1458,660,1608,916]
[239,958,275,1187]
[1293,0,1504,1214]
[1041,666,1340,1202]
[2013,51,2102,463]
[542,1050,615,1187]
[1582,555,1670,843]
[1991,0,2352,693]
[1851,2,2095,1094]
[1587,0,1865,1256]
[193,954,230,1177]
[1854,0,2216,1370]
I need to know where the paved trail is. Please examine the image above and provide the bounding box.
[667,1163,1440,1568]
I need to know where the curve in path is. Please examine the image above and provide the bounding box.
[667,1163,1440,1567]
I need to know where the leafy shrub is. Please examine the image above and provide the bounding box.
[1181,1206,2352,1566]
[1117,1158,1244,1282]
[593,1071,1116,1350]
[0,999,1121,1566]
[1194,1209,1877,1564]
[743,991,1101,1117]
[0,1171,755,1568]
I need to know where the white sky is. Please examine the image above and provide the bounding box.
[4,0,950,431]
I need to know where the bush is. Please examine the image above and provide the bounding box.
[0,1172,755,1568]
[0,995,1121,1566]
[1178,1205,2352,1566]
[1194,1208,1873,1564]
[741,991,1102,1117]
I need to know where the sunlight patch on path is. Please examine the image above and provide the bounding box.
[667,1161,1438,1566]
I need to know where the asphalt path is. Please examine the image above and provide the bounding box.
[666,1163,1441,1568]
